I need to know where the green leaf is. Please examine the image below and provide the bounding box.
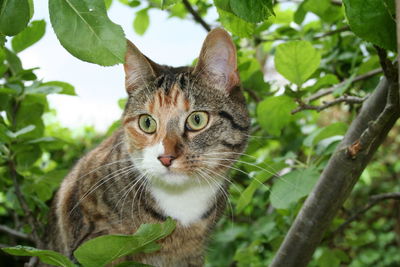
[236,171,272,213]
[118,0,140,8]
[2,246,75,267]
[303,122,347,147]
[305,74,339,93]
[257,95,297,136]
[15,95,45,139]
[49,0,126,66]
[6,125,36,139]
[217,8,255,38]
[0,123,11,142]
[294,1,307,25]
[274,40,321,86]
[31,170,68,201]
[118,98,127,109]
[0,0,31,36]
[36,81,76,95]
[270,167,320,210]
[161,0,178,9]
[229,0,273,23]
[317,248,341,267]
[11,20,46,53]
[303,0,343,23]
[343,0,396,51]
[104,0,113,9]
[5,48,23,75]
[214,0,231,12]
[74,218,176,267]
[133,9,150,36]
[15,144,41,170]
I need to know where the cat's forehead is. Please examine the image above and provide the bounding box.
[147,81,190,117]
[128,71,226,114]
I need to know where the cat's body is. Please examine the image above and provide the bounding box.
[45,28,249,266]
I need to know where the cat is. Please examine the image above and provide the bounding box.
[45,28,250,267]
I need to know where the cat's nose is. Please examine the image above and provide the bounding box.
[157,155,176,167]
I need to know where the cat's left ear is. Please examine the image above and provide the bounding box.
[193,28,239,93]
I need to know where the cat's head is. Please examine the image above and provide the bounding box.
[122,28,249,187]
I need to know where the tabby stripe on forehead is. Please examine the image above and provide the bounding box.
[218,111,249,131]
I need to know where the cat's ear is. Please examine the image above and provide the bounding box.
[193,28,239,93]
[124,40,159,92]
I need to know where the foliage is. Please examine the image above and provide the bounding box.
[3,218,175,267]
[0,0,399,266]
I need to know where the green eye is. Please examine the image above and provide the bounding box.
[139,114,157,134]
[186,111,209,131]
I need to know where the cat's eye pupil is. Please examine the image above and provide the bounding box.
[194,115,201,124]
[145,118,151,128]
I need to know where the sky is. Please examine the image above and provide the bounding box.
[20,1,216,132]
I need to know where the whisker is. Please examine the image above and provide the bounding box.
[136,177,150,224]
[196,169,234,227]
[116,170,147,223]
[202,153,280,178]
[75,158,133,181]
[201,160,289,207]
[199,166,242,194]
[69,165,136,215]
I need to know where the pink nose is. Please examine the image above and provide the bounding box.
[157,155,176,167]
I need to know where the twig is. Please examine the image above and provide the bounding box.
[292,95,368,114]
[306,68,383,103]
[329,193,400,238]
[260,37,294,43]
[243,87,261,102]
[0,225,33,241]
[182,0,211,32]
[313,25,350,39]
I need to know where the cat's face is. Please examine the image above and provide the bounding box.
[122,28,249,187]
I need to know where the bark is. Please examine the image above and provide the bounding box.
[271,77,400,266]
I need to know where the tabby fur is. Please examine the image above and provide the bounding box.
[45,28,250,267]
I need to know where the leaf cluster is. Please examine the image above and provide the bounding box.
[0,0,399,266]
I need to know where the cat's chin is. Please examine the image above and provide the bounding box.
[147,171,193,187]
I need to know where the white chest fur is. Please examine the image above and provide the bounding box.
[149,179,220,226]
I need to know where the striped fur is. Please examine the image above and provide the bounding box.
[44,28,249,266]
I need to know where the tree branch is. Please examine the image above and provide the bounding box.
[271,71,400,266]
[0,225,33,241]
[292,95,368,114]
[306,68,382,103]
[182,0,211,32]
[328,192,400,238]
[313,25,350,39]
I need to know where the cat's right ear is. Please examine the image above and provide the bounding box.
[124,40,156,92]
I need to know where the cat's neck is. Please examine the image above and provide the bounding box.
[148,175,223,226]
